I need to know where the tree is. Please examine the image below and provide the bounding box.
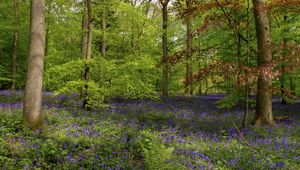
[280,14,288,104]
[252,0,273,127]
[11,0,19,91]
[160,0,170,96]
[81,0,93,109]
[23,0,45,129]
[185,0,193,95]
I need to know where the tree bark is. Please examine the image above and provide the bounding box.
[198,62,202,95]
[81,0,93,109]
[280,15,287,104]
[86,0,93,59]
[185,0,193,95]
[81,2,88,59]
[204,59,208,95]
[11,31,18,91]
[242,0,250,128]
[252,0,273,127]
[11,0,19,91]
[160,0,170,96]
[23,0,45,129]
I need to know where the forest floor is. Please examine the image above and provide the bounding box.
[0,90,299,169]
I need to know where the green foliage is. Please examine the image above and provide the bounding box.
[0,65,12,84]
[0,109,181,169]
[138,112,175,129]
[135,130,178,170]
[1,93,300,169]
[216,92,243,109]
[45,55,158,108]
[45,60,83,91]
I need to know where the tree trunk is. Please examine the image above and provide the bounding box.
[198,38,202,95]
[252,0,273,127]
[280,15,288,104]
[80,1,88,100]
[198,61,202,95]
[205,59,208,94]
[242,0,250,128]
[185,0,193,95]
[86,0,93,59]
[81,3,88,59]
[81,0,93,109]
[161,0,169,96]
[11,0,19,91]
[23,0,45,129]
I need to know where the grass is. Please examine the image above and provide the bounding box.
[0,92,299,169]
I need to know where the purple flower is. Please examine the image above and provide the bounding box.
[101,164,107,169]
[63,142,68,149]
[73,132,80,137]
[275,161,285,167]
[66,154,72,162]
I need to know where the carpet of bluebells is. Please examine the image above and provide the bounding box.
[0,90,299,169]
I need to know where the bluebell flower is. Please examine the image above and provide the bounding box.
[101,164,107,169]
[275,161,285,167]
[66,154,72,162]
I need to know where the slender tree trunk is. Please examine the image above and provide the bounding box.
[198,62,202,95]
[252,0,273,127]
[11,32,18,91]
[81,4,88,58]
[81,1,88,99]
[23,0,45,129]
[280,15,288,104]
[101,7,106,58]
[286,17,296,97]
[280,64,286,103]
[161,0,170,96]
[204,59,208,95]
[81,0,93,109]
[86,0,92,59]
[242,0,250,128]
[198,37,202,95]
[11,0,19,91]
[185,0,193,95]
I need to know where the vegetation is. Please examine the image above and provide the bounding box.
[0,0,299,169]
[0,93,299,169]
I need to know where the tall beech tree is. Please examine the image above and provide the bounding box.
[280,15,288,104]
[23,0,45,129]
[81,0,93,109]
[81,1,88,59]
[185,0,193,95]
[86,0,93,59]
[11,0,19,91]
[252,0,273,126]
[160,0,170,96]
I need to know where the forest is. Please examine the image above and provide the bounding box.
[0,0,299,169]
